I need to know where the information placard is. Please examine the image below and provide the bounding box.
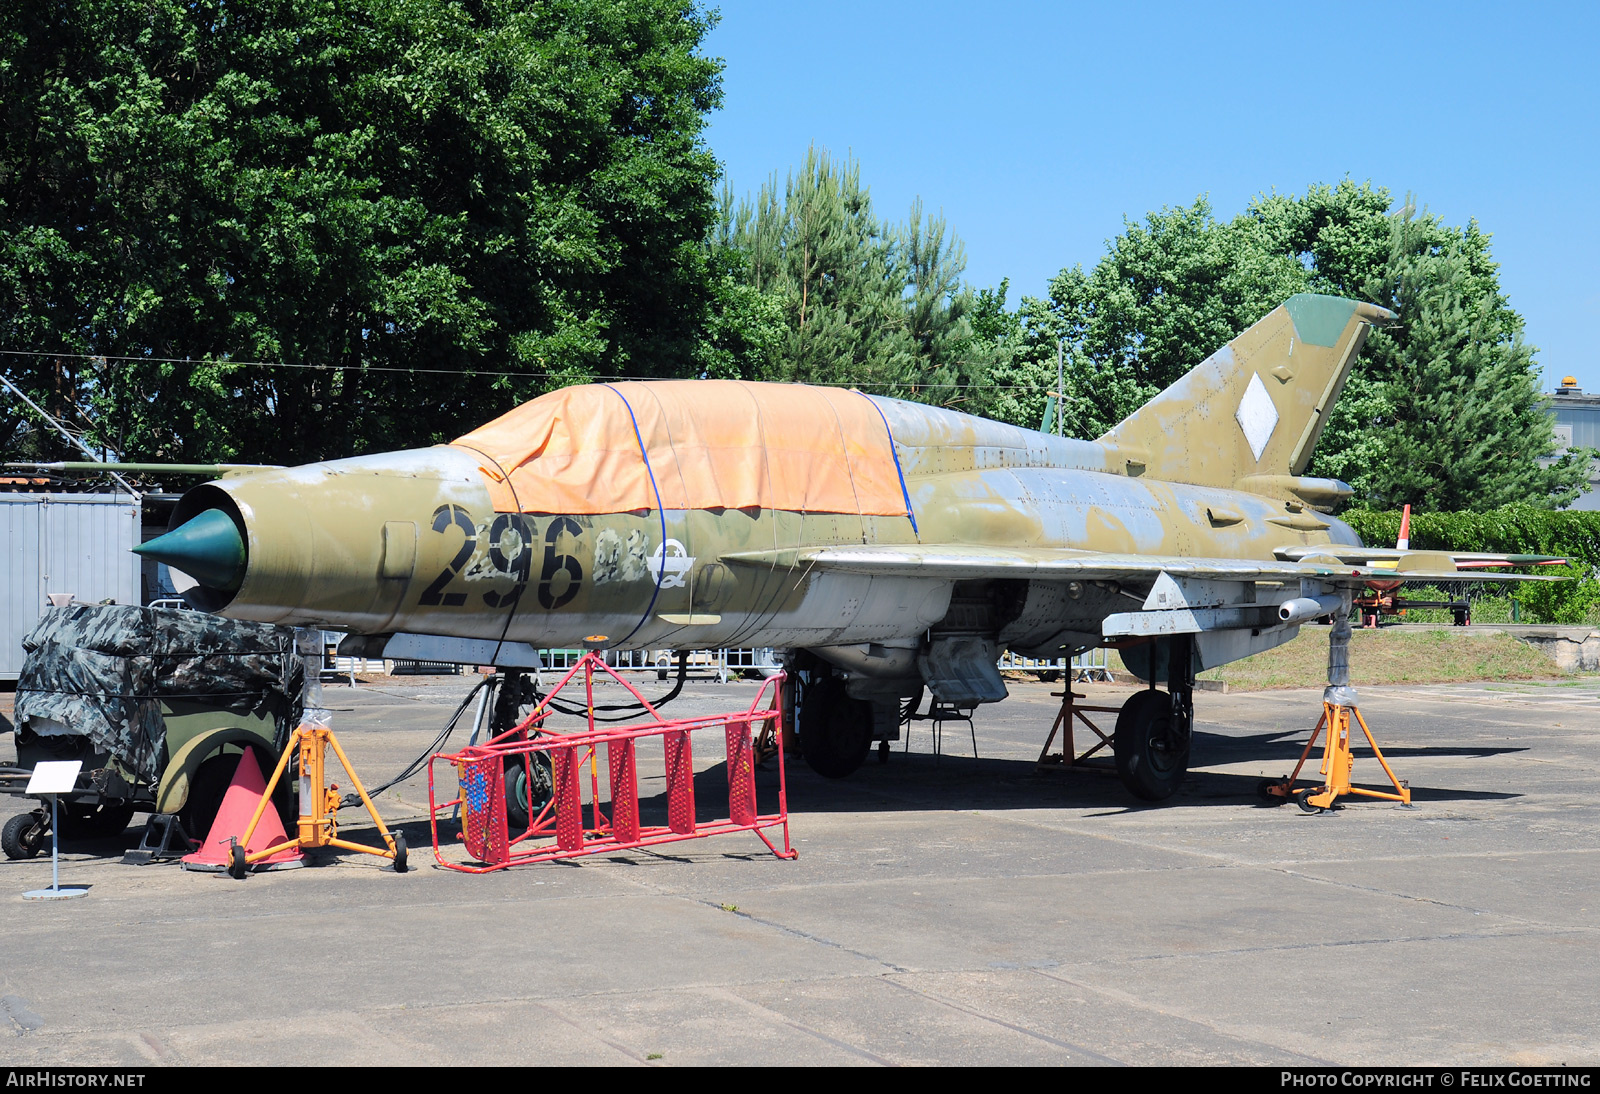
[25,760,83,795]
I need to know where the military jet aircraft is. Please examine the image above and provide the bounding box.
[135,294,1557,801]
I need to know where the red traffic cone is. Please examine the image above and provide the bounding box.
[181,747,304,872]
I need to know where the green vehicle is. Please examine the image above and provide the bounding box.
[2,604,302,860]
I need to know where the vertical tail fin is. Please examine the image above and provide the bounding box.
[1096,294,1394,491]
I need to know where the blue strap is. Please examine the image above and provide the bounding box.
[862,394,918,537]
[603,385,668,650]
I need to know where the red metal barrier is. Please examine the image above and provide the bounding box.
[428,653,796,871]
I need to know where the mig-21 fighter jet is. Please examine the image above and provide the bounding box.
[135,294,1559,801]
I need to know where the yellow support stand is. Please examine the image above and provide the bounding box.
[227,723,407,877]
[1259,595,1413,812]
[1261,701,1411,812]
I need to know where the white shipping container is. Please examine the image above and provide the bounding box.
[1,493,141,680]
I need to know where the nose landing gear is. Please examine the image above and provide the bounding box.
[798,675,874,779]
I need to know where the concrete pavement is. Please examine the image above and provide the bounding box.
[2,672,1596,1066]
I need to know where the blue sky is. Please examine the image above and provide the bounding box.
[702,1,1599,393]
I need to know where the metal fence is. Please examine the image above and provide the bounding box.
[535,647,782,684]
[535,647,662,674]
[999,647,1113,682]
[720,647,785,678]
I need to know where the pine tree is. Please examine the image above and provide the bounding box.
[714,147,1007,408]
[1352,206,1588,509]
[899,199,1018,412]
[721,148,913,389]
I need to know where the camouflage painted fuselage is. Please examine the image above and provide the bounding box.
[154,294,1410,688]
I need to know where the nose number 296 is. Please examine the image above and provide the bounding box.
[419,506,583,611]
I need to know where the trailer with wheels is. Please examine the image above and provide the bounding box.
[2,604,303,860]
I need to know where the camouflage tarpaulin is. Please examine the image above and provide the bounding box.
[15,605,304,783]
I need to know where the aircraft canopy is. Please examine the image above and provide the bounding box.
[451,380,911,516]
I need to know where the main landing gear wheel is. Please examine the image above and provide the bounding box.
[799,676,874,779]
[1113,689,1190,801]
[2,812,48,860]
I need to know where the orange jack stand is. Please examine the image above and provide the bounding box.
[1036,689,1119,770]
[1260,701,1412,812]
[227,723,408,877]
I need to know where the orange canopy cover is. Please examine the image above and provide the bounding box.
[450,380,910,516]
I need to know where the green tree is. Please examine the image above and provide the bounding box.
[1014,197,1307,439]
[1018,183,1587,509]
[900,198,987,408]
[713,146,1011,412]
[1,0,724,466]
[720,147,914,391]
[1245,180,1394,299]
[958,278,1034,426]
[1029,197,1307,393]
[1340,206,1589,509]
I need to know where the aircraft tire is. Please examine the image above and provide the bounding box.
[504,753,553,831]
[3,812,47,860]
[180,749,293,843]
[180,753,239,843]
[1113,689,1189,801]
[799,676,873,779]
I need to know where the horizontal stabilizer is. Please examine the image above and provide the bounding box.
[721,545,1564,587]
[1275,545,1568,569]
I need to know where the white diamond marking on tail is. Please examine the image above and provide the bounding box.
[1235,372,1278,462]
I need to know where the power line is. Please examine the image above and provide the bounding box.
[0,346,553,379]
[0,347,1047,392]
[0,374,138,495]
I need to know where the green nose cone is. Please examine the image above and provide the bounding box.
[133,509,247,592]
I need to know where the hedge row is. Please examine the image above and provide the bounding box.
[1341,505,1600,624]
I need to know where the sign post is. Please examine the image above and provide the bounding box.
[22,760,89,901]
